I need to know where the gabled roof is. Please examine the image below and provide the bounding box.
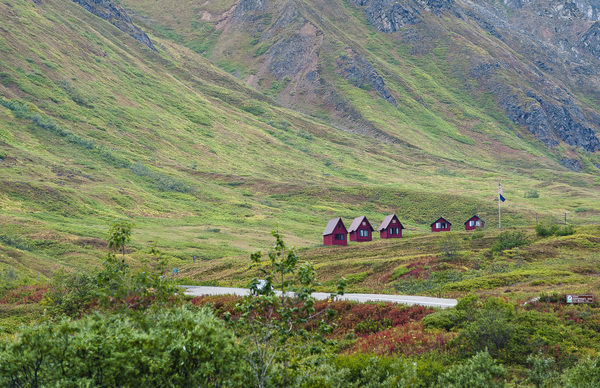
[430,217,452,227]
[348,216,374,233]
[378,214,405,231]
[464,215,483,225]
[323,217,345,236]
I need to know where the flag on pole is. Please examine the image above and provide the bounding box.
[499,183,506,202]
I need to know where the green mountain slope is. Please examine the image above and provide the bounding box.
[1,0,599,281]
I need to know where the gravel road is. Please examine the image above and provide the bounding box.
[182,286,457,309]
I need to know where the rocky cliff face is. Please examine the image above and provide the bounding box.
[72,0,156,51]
[204,0,600,156]
[336,49,398,107]
[347,0,600,152]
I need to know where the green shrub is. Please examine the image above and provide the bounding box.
[491,230,528,253]
[458,298,515,359]
[297,129,314,140]
[527,352,557,388]
[240,103,265,115]
[535,221,557,237]
[43,270,98,317]
[439,232,462,261]
[332,355,421,387]
[561,356,600,388]
[470,230,485,240]
[554,224,575,236]
[0,307,245,387]
[437,350,507,388]
[524,189,539,198]
[535,222,575,237]
[391,266,409,280]
[422,308,466,331]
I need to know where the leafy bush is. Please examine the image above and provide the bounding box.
[491,230,528,253]
[240,103,265,115]
[43,270,98,317]
[332,354,422,387]
[0,307,245,387]
[297,129,314,140]
[456,297,516,360]
[535,222,575,237]
[437,350,507,388]
[527,352,557,388]
[555,224,575,236]
[561,355,600,387]
[535,221,557,237]
[423,294,478,331]
[524,189,540,198]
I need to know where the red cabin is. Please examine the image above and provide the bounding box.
[323,217,348,246]
[378,214,405,238]
[431,217,452,232]
[465,215,485,231]
[348,216,374,242]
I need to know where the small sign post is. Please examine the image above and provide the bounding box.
[566,295,593,304]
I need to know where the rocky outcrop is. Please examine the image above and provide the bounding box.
[500,91,600,152]
[560,158,584,172]
[348,0,421,33]
[233,0,268,21]
[346,0,600,152]
[580,22,600,58]
[268,33,321,79]
[336,50,398,107]
[71,0,156,51]
[347,0,458,33]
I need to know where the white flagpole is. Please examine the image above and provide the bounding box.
[498,181,501,229]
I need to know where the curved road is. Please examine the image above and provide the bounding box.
[182,286,457,309]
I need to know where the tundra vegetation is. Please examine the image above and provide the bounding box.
[3,223,600,387]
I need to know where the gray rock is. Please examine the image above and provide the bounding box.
[234,0,268,21]
[336,50,398,107]
[71,0,156,51]
[268,34,318,79]
[560,158,583,172]
[580,22,600,59]
[348,0,421,33]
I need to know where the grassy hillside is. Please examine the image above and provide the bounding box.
[0,0,599,283]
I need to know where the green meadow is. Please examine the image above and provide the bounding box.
[0,0,599,287]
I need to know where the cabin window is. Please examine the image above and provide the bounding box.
[476,221,481,226]
[469,221,475,227]
[362,221,366,226]
[392,219,396,223]
[360,229,369,237]
[390,227,399,235]
[436,222,441,229]
[334,233,345,240]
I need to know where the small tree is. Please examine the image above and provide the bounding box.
[234,228,345,388]
[439,232,462,261]
[98,219,178,312]
[107,218,134,260]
